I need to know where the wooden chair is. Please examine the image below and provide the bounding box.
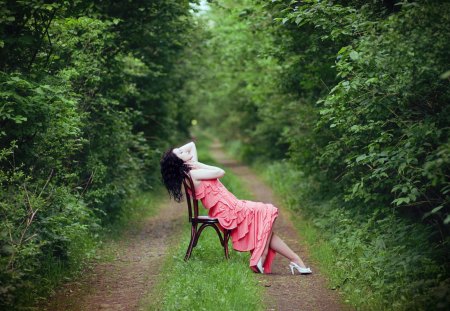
[182,174,231,261]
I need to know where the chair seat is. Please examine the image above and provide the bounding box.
[192,215,219,224]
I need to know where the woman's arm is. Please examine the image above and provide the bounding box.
[190,161,221,171]
[188,161,225,180]
[177,142,198,162]
[190,168,225,180]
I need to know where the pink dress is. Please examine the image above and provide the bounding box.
[193,178,279,273]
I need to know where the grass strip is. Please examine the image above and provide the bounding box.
[144,225,264,311]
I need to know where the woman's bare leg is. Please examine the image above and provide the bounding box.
[270,233,307,268]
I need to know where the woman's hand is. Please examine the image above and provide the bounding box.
[186,160,200,169]
[176,141,198,162]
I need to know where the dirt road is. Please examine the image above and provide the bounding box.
[42,199,184,311]
[43,142,346,311]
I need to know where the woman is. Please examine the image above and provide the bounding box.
[160,141,312,275]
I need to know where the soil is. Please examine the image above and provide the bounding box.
[43,141,349,311]
[41,199,184,311]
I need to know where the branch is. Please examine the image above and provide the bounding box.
[8,184,39,270]
[28,9,57,71]
[38,169,54,199]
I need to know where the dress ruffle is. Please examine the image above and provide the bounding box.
[192,179,278,273]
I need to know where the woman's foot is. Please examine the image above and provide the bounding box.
[250,258,264,274]
[256,258,264,274]
[290,255,307,269]
[289,262,312,275]
[250,257,265,274]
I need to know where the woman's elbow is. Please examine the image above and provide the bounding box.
[218,169,225,178]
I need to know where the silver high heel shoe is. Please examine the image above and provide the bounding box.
[289,262,312,275]
[257,258,264,274]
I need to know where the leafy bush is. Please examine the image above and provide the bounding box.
[283,0,450,225]
[0,0,195,308]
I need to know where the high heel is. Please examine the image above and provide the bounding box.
[289,262,312,275]
[256,258,264,274]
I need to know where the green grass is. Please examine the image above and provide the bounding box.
[144,228,264,311]
[141,134,265,311]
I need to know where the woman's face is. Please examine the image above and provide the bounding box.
[173,148,192,162]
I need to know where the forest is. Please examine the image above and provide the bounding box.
[1,0,449,310]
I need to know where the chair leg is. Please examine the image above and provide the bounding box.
[184,223,197,261]
[224,230,231,259]
[210,224,225,246]
[194,223,210,247]
[186,224,231,261]
[209,224,229,260]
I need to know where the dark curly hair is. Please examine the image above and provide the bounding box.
[160,148,191,202]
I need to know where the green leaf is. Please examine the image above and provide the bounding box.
[440,70,450,79]
[349,51,359,60]
[356,154,367,162]
[444,214,450,225]
[430,205,443,214]
[337,46,349,55]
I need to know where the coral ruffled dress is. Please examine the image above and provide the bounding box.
[193,179,278,273]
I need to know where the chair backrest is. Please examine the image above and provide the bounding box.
[182,174,199,222]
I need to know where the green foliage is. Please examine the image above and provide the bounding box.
[187,0,450,309]
[264,0,450,228]
[0,0,196,308]
[191,0,450,224]
[293,1,450,222]
[182,0,292,161]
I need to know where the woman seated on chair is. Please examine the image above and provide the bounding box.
[160,141,312,275]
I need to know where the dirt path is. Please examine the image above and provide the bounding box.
[209,142,348,311]
[43,142,347,311]
[42,198,184,311]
